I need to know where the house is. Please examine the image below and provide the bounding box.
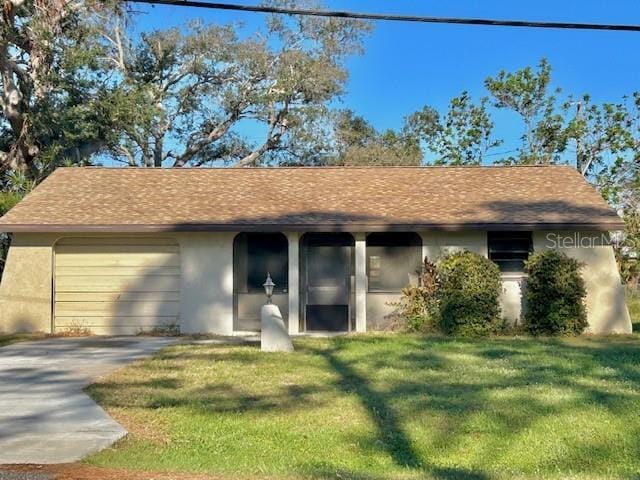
[0,165,631,335]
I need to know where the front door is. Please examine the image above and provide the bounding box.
[302,234,353,332]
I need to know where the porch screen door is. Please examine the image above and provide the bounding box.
[303,236,351,332]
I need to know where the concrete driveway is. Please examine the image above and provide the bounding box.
[0,336,176,464]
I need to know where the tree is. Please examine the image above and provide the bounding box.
[406,92,501,165]
[565,95,632,180]
[329,109,422,166]
[485,58,568,164]
[103,2,370,168]
[0,0,122,178]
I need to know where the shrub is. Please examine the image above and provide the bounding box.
[0,192,22,281]
[437,251,502,336]
[524,250,587,335]
[390,257,439,332]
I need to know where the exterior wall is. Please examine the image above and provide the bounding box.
[366,293,400,330]
[500,275,525,324]
[235,292,288,332]
[0,228,630,335]
[533,230,631,334]
[367,231,489,330]
[0,233,57,333]
[176,232,234,335]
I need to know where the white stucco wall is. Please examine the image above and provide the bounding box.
[533,230,631,334]
[176,232,235,335]
[0,229,631,335]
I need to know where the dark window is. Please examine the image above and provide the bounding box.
[366,232,422,292]
[488,231,532,273]
[234,233,288,293]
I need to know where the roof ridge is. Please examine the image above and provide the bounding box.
[62,164,574,171]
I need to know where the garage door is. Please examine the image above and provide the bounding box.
[54,237,181,335]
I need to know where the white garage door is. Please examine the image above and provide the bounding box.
[54,237,181,335]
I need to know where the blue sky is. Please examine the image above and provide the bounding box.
[130,0,640,163]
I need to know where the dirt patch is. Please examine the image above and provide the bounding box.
[108,408,171,446]
[0,464,281,480]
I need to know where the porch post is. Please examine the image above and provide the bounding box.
[286,231,300,335]
[355,232,367,333]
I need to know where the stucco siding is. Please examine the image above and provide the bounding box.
[533,230,631,334]
[235,292,288,332]
[0,233,57,333]
[177,232,234,335]
[367,293,400,330]
[499,275,525,325]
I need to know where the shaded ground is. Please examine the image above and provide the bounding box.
[0,336,176,464]
[82,334,640,480]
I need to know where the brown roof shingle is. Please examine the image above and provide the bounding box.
[0,165,623,232]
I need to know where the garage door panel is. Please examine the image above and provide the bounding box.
[55,324,178,336]
[55,275,180,293]
[55,316,179,327]
[55,252,180,267]
[55,291,181,302]
[55,245,179,254]
[55,301,180,317]
[55,266,181,277]
[54,239,181,334]
[56,237,178,246]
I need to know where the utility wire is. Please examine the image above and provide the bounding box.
[128,0,640,33]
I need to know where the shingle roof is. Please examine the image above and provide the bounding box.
[0,165,623,232]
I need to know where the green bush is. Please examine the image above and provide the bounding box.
[390,257,439,332]
[524,250,587,336]
[0,191,23,280]
[437,251,503,336]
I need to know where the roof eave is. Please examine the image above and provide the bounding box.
[0,221,626,234]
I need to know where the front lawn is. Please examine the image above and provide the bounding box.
[0,333,44,347]
[86,335,640,479]
[626,287,640,332]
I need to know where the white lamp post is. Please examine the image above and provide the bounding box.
[263,273,275,304]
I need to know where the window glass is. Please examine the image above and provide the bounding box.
[235,233,288,293]
[488,231,532,273]
[366,233,422,292]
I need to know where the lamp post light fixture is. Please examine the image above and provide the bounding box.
[263,273,275,304]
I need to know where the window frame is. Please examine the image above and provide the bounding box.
[487,231,533,275]
[366,232,422,293]
[233,232,289,294]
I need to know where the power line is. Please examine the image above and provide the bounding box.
[128,0,640,33]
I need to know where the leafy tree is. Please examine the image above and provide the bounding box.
[329,109,422,166]
[565,95,633,179]
[0,182,27,280]
[0,0,123,178]
[406,92,501,165]
[103,2,370,167]
[485,58,568,164]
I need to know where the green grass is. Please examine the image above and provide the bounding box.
[0,333,43,347]
[626,287,640,333]
[85,334,640,479]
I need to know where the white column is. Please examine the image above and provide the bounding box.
[355,232,367,333]
[286,231,300,335]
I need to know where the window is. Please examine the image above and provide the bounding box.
[488,231,532,273]
[234,233,288,293]
[366,232,422,292]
